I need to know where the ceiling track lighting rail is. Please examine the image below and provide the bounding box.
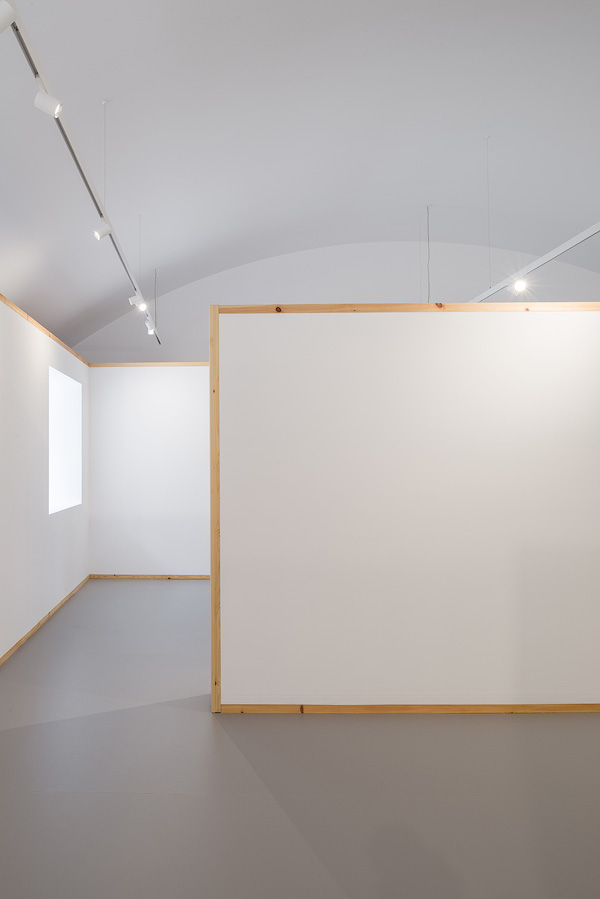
[10,22,37,75]
[469,220,600,303]
[108,234,138,295]
[53,118,103,216]
[2,1,160,344]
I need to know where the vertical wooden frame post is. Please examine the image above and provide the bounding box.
[210,305,221,711]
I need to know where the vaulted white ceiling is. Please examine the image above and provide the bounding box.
[1,0,599,345]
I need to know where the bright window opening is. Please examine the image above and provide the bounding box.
[49,366,82,514]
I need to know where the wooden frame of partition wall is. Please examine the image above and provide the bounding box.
[210,301,600,715]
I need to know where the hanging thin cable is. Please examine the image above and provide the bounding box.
[486,136,492,289]
[418,216,423,302]
[138,214,143,286]
[154,268,158,329]
[426,205,431,303]
[102,100,107,208]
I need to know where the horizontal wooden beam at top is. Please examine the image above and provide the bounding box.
[220,703,600,714]
[1,293,89,365]
[89,362,209,367]
[89,574,210,580]
[0,576,89,668]
[217,302,600,315]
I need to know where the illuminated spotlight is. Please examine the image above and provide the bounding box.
[34,89,62,118]
[93,221,111,240]
[0,1,16,34]
[513,279,527,294]
[128,296,147,312]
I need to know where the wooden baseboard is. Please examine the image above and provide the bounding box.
[220,703,600,715]
[89,574,210,580]
[0,576,89,668]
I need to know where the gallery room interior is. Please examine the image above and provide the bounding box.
[2,1,600,897]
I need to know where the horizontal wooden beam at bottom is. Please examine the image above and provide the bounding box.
[0,576,89,668]
[89,574,210,580]
[220,704,600,715]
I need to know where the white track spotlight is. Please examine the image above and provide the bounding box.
[145,314,156,335]
[513,279,527,294]
[34,89,62,118]
[128,296,147,312]
[0,1,15,34]
[93,220,111,240]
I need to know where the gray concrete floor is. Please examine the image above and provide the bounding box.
[1,579,600,898]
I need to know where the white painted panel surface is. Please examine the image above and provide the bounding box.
[219,311,600,704]
[90,367,210,575]
[0,302,89,659]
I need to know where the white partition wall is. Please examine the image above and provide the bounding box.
[90,365,210,576]
[213,303,600,712]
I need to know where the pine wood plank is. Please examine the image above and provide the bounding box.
[218,302,600,315]
[210,305,222,712]
[0,293,89,364]
[88,362,208,367]
[88,574,209,579]
[221,703,600,714]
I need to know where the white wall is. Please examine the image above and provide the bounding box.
[89,366,210,576]
[219,309,600,705]
[74,241,600,363]
[0,300,89,659]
